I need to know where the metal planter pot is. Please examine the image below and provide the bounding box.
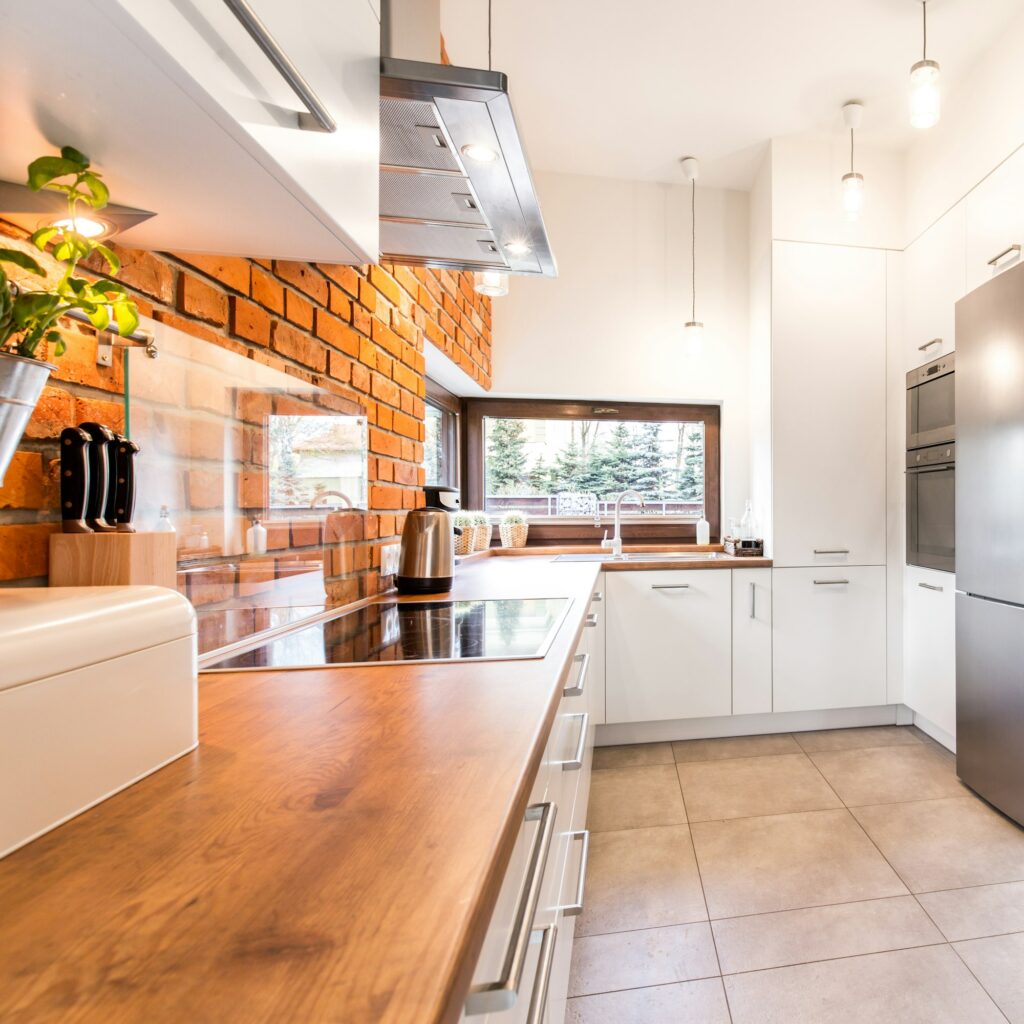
[0,351,55,485]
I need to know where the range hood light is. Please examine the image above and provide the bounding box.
[461,143,498,163]
[504,240,531,255]
[474,270,509,297]
[52,216,110,239]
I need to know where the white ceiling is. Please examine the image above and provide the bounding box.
[441,0,1022,190]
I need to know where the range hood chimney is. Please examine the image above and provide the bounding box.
[378,0,556,277]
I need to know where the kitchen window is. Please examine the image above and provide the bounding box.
[462,399,721,543]
[423,378,461,489]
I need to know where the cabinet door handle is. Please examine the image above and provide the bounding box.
[525,925,558,1024]
[560,830,591,917]
[749,581,756,619]
[558,713,589,772]
[917,338,942,352]
[918,582,944,592]
[814,579,850,585]
[585,612,599,627]
[591,591,603,603]
[221,0,337,133]
[652,584,690,590]
[564,652,589,698]
[465,801,556,1015]
[988,243,1022,267]
[813,548,850,555]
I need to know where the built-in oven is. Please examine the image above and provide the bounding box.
[907,442,955,572]
[906,353,955,450]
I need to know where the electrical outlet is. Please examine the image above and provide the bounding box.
[381,543,401,577]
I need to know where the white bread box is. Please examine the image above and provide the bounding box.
[0,586,197,859]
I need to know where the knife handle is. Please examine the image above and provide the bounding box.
[59,427,93,534]
[79,422,117,532]
[111,435,139,533]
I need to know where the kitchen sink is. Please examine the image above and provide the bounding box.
[554,552,729,563]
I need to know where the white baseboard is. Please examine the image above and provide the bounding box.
[596,705,900,746]
[911,711,956,753]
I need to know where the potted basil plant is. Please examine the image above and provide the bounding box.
[0,145,139,484]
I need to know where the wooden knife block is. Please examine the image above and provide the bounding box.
[49,532,178,590]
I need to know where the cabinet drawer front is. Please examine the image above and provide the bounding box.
[772,566,886,713]
[606,571,732,724]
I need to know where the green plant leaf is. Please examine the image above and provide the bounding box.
[79,172,109,210]
[90,242,120,273]
[85,303,110,330]
[29,226,59,251]
[26,155,84,192]
[95,280,127,296]
[113,299,140,337]
[59,145,90,169]
[0,248,45,275]
[12,292,58,329]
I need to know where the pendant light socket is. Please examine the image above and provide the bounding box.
[680,157,700,183]
[841,102,864,130]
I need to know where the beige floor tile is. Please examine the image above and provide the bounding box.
[566,978,731,1024]
[576,825,707,937]
[808,744,967,806]
[672,733,802,763]
[587,764,686,832]
[918,880,1024,940]
[793,725,922,753]
[677,753,841,822]
[711,896,943,974]
[953,932,1024,1023]
[852,796,1024,892]
[568,923,719,996]
[723,945,1004,1023]
[594,742,674,770]
[691,809,907,919]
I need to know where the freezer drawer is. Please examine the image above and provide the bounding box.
[956,594,1024,826]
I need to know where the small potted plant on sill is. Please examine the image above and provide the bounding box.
[452,510,474,556]
[471,510,491,552]
[499,509,529,548]
[0,145,139,484]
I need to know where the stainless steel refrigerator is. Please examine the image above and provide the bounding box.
[955,258,1024,827]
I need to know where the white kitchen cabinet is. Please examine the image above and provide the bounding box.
[585,578,607,725]
[772,566,887,713]
[904,203,966,368]
[904,566,956,743]
[605,570,732,724]
[1,1,379,262]
[732,568,772,715]
[965,145,1024,292]
[772,242,888,568]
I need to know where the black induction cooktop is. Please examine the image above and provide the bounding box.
[201,597,572,671]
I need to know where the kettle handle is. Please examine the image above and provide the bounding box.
[453,526,463,536]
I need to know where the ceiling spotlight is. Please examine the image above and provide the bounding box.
[841,102,865,222]
[473,270,509,297]
[504,240,531,255]
[910,1,941,129]
[461,143,498,163]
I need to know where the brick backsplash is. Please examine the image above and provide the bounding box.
[0,221,492,593]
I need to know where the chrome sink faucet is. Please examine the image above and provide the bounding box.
[601,490,645,559]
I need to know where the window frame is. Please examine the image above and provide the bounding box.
[424,377,461,490]
[461,398,721,544]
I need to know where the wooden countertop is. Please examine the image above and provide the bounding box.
[0,556,600,1024]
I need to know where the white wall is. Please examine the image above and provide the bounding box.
[491,170,752,528]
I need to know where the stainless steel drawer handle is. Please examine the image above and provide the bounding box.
[918,582,944,592]
[749,580,756,619]
[564,652,590,698]
[465,801,556,1015]
[591,591,603,603]
[585,612,599,627]
[814,579,850,585]
[988,243,1021,267]
[560,830,591,917]
[559,713,589,772]
[652,584,690,590]
[813,548,850,555]
[222,0,337,133]
[917,338,942,352]
[525,925,558,1024]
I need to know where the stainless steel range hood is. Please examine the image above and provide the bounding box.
[379,58,556,277]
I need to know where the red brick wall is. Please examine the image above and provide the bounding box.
[0,224,492,593]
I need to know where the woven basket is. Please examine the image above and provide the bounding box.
[472,523,491,551]
[454,527,473,556]
[499,522,529,548]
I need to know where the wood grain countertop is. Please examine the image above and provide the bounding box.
[0,556,601,1024]
[483,543,772,571]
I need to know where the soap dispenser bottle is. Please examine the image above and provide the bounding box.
[696,508,710,546]
[246,517,267,555]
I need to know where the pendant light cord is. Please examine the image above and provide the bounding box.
[488,0,493,71]
[691,178,697,321]
[850,127,855,174]
[922,0,927,61]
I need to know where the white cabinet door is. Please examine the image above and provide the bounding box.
[772,242,887,568]
[904,566,956,742]
[585,578,607,726]
[732,568,772,715]
[904,203,966,369]
[606,570,732,724]
[965,146,1024,292]
[772,566,887,712]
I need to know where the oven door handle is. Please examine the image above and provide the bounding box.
[906,464,955,475]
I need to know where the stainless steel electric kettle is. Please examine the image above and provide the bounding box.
[396,486,461,594]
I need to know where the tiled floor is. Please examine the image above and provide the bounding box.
[569,726,1024,1023]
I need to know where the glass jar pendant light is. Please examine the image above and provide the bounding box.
[841,102,865,222]
[681,157,703,348]
[910,1,940,129]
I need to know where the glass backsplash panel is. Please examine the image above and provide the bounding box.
[123,319,369,654]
